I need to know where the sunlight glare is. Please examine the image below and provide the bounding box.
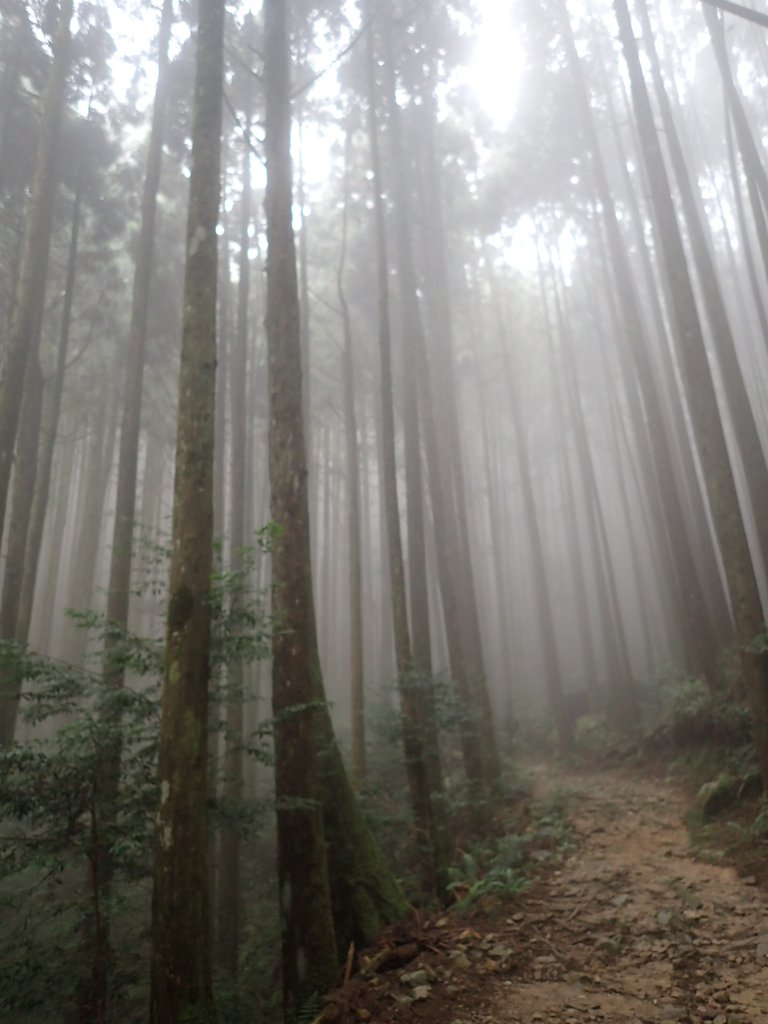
[466,0,525,129]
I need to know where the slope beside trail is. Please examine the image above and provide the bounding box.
[456,762,768,1024]
[327,760,768,1024]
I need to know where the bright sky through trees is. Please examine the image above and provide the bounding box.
[466,0,525,127]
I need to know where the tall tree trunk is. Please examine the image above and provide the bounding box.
[415,60,501,784]
[338,129,366,783]
[263,1,338,1013]
[560,0,722,687]
[74,7,175,1014]
[217,103,252,979]
[496,302,573,751]
[614,0,768,787]
[103,0,173,681]
[382,15,497,799]
[598,67,735,642]
[704,0,768,288]
[550,263,638,727]
[0,0,72,548]
[65,386,118,666]
[539,280,602,708]
[265,6,406,977]
[368,6,452,890]
[17,160,84,648]
[0,348,43,743]
[725,109,768,362]
[30,416,75,650]
[638,0,768,581]
[149,0,224,1016]
[362,2,411,684]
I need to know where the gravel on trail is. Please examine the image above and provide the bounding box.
[323,761,768,1024]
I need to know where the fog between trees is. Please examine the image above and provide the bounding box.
[1,0,768,1020]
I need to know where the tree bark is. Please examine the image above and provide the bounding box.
[217,100,252,979]
[638,0,768,581]
[338,128,366,783]
[263,1,338,1013]
[17,159,84,648]
[103,0,173,685]
[614,0,768,787]
[560,0,722,688]
[0,0,72,549]
[149,0,224,1016]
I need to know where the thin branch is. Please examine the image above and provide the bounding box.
[698,0,768,29]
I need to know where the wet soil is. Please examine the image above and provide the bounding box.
[323,760,768,1024]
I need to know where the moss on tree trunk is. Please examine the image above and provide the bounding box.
[149,0,224,1019]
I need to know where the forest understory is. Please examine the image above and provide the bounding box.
[322,758,768,1024]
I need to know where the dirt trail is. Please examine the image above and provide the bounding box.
[461,762,768,1024]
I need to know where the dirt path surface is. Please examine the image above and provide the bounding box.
[459,763,768,1024]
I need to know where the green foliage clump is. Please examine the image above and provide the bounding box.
[446,789,574,913]
[647,676,753,765]
[0,534,273,1021]
[0,645,160,1019]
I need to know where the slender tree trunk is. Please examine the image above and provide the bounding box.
[598,68,735,642]
[263,6,407,971]
[338,129,366,783]
[383,18,496,799]
[725,109,768,362]
[217,103,252,979]
[0,0,72,548]
[33,421,76,651]
[297,109,312,463]
[149,0,224,1015]
[704,1,768,286]
[539,282,601,708]
[0,348,43,743]
[104,0,173,679]
[263,1,338,1013]
[65,387,118,666]
[17,162,84,648]
[561,0,722,687]
[614,0,768,786]
[415,63,501,783]
[638,0,768,581]
[496,304,573,751]
[74,7,175,1014]
[369,7,452,890]
[362,3,411,682]
[550,265,638,727]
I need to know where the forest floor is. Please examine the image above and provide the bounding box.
[322,759,768,1024]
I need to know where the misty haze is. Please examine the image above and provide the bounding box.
[0,0,767,1022]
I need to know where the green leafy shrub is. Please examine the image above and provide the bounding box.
[446,788,574,912]
[646,676,753,754]
[0,533,273,1021]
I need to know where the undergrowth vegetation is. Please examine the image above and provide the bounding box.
[446,790,575,913]
[0,572,578,1024]
[0,536,274,1022]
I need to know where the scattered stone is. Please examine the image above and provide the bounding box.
[399,969,429,988]
[323,766,768,1024]
[488,943,510,958]
[450,952,471,969]
[657,1005,685,1021]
